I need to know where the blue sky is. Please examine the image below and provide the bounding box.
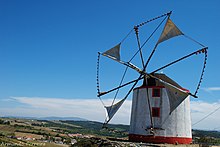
[0,0,220,130]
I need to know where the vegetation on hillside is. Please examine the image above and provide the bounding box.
[1,117,220,146]
[44,120,129,138]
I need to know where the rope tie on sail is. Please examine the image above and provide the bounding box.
[97,52,101,95]
[96,52,105,106]
[135,11,172,28]
[194,48,208,96]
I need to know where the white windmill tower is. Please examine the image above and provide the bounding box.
[129,74,193,144]
[97,11,207,144]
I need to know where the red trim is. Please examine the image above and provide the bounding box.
[180,88,190,93]
[129,134,192,144]
[133,86,190,93]
[134,86,165,90]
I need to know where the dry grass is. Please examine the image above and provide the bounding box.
[0,124,16,133]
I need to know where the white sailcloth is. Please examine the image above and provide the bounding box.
[157,18,183,44]
[151,74,189,114]
[105,98,126,122]
[164,82,189,114]
[102,43,121,61]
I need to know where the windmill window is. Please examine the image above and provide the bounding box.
[152,88,160,97]
[152,107,160,117]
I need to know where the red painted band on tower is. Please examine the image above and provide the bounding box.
[129,134,192,144]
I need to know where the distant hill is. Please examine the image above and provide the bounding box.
[192,129,220,138]
[45,120,129,138]
[39,116,87,121]
[2,116,87,121]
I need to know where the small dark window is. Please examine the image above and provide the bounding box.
[152,107,160,117]
[147,77,156,86]
[152,88,160,97]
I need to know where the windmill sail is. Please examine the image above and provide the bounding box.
[157,18,183,44]
[164,82,189,114]
[152,74,189,114]
[104,98,126,123]
[102,43,121,61]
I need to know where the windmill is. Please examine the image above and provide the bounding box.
[96,11,207,144]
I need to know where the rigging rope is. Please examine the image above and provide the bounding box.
[129,15,168,63]
[182,34,207,96]
[111,66,128,106]
[184,34,205,48]
[103,66,129,126]
[111,66,129,106]
[183,34,207,96]
[120,29,133,44]
[192,104,220,126]
[144,14,172,70]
